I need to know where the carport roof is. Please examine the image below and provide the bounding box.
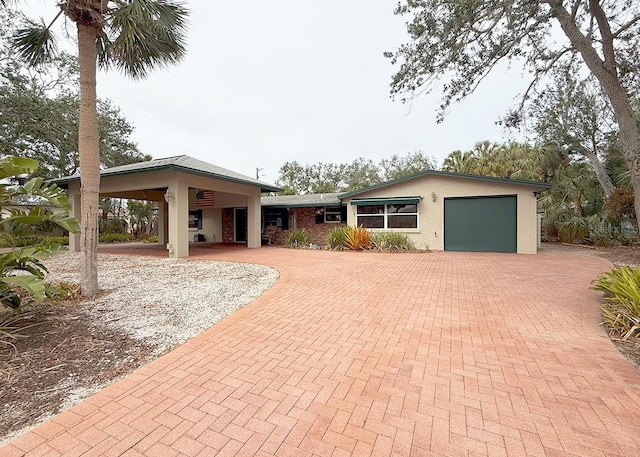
[52,155,282,193]
[339,170,551,199]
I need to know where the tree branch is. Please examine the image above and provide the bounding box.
[612,13,640,38]
[589,0,617,76]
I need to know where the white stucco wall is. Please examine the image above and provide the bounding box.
[67,168,264,256]
[343,174,542,254]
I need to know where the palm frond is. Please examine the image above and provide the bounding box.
[104,0,189,79]
[12,20,59,66]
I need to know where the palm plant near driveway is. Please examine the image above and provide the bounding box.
[6,0,188,296]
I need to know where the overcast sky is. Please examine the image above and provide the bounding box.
[22,1,529,184]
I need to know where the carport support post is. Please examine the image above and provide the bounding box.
[167,182,189,258]
[157,202,166,246]
[247,194,261,248]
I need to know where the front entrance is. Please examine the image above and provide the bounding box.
[234,208,247,243]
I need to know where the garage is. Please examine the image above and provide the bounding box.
[444,195,517,253]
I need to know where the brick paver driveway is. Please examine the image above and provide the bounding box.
[2,247,640,456]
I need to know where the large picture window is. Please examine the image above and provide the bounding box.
[356,203,418,229]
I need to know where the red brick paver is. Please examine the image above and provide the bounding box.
[2,247,639,456]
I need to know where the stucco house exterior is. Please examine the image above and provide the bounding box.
[262,171,549,254]
[55,156,548,256]
[54,155,280,258]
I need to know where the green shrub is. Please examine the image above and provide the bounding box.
[40,236,70,246]
[371,231,416,251]
[99,233,136,243]
[284,228,312,248]
[593,267,640,340]
[140,234,158,243]
[326,226,348,250]
[345,225,371,250]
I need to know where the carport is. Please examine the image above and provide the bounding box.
[53,155,280,258]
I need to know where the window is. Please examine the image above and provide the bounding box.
[324,206,342,223]
[188,210,202,230]
[264,208,289,229]
[356,203,418,229]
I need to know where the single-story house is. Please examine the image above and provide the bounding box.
[53,155,281,258]
[55,156,549,256]
[262,171,550,254]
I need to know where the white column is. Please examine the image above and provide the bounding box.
[157,201,166,245]
[247,193,261,248]
[167,181,189,258]
[69,189,81,252]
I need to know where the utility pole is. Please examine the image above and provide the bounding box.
[256,167,263,179]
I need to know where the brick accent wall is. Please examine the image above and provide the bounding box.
[221,208,235,243]
[278,207,346,246]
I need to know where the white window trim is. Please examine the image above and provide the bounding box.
[356,203,419,230]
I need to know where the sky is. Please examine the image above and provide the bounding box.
[21,1,530,185]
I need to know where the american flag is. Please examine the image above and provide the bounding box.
[195,190,215,207]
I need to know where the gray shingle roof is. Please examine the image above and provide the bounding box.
[339,170,550,199]
[53,155,281,193]
[261,192,342,207]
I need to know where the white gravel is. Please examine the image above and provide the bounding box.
[44,253,279,354]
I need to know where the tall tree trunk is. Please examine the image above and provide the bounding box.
[77,23,100,297]
[548,1,640,228]
[583,150,615,198]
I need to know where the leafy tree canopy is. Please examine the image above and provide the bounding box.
[442,141,561,182]
[276,151,437,195]
[387,0,640,229]
[0,9,150,179]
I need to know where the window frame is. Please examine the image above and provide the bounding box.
[324,206,343,223]
[356,203,418,230]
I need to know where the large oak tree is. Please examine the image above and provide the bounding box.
[387,0,640,227]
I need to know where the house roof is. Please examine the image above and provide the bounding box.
[339,170,551,199]
[52,155,282,193]
[261,192,342,208]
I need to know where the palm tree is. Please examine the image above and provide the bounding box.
[8,1,188,296]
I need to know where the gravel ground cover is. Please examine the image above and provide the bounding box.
[0,253,278,444]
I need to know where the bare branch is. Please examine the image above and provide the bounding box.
[589,0,617,76]
[612,13,640,38]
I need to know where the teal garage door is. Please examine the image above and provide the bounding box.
[444,196,517,253]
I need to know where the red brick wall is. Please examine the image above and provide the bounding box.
[221,208,235,243]
[278,207,345,246]
[223,206,346,246]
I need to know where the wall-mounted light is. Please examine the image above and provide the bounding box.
[164,190,175,202]
[431,192,436,202]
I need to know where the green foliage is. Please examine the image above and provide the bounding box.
[442,141,558,182]
[380,151,437,181]
[0,10,149,180]
[276,151,437,194]
[326,226,348,250]
[128,199,154,236]
[99,218,128,234]
[593,267,640,340]
[371,231,416,251]
[0,235,69,248]
[99,233,135,243]
[284,228,312,248]
[0,244,67,309]
[344,225,371,251]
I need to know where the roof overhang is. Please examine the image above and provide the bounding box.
[52,163,282,193]
[349,197,421,206]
